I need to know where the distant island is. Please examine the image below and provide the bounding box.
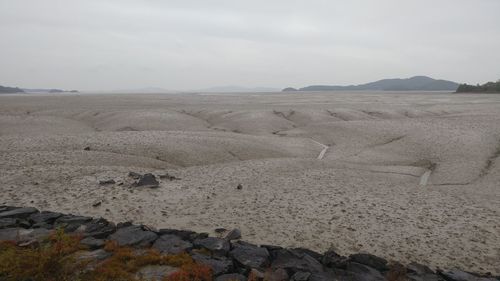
[284,76,460,92]
[456,80,500,93]
[0,85,78,94]
[0,85,24,93]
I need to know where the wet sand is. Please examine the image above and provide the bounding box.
[0,91,499,273]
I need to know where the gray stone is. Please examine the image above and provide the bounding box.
[194,237,230,255]
[230,241,270,270]
[136,173,159,188]
[0,207,39,219]
[152,234,193,254]
[109,225,158,247]
[135,265,179,281]
[0,227,51,242]
[291,271,311,281]
[215,273,247,281]
[349,253,388,271]
[80,237,105,249]
[29,211,62,224]
[345,262,385,281]
[271,249,324,274]
[76,249,112,261]
[0,218,17,229]
[192,253,233,276]
[439,270,498,281]
[321,249,347,268]
[82,218,116,238]
[224,228,241,241]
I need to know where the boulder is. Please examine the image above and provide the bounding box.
[158,229,208,241]
[291,271,311,281]
[192,253,233,276]
[215,273,247,281]
[0,227,51,242]
[271,248,324,274]
[108,225,158,247]
[348,253,388,271]
[55,215,93,232]
[80,237,105,250]
[193,237,230,255]
[152,234,193,254]
[0,207,39,219]
[128,171,142,179]
[82,218,116,238]
[229,241,270,270]
[135,265,179,281]
[135,173,159,188]
[29,211,62,224]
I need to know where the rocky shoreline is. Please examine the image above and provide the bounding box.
[0,206,498,281]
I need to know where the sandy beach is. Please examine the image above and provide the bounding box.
[0,91,499,274]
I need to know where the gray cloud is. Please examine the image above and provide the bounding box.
[1,0,499,91]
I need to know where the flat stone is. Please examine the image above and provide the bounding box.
[109,225,158,247]
[82,218,116,238]
[439,270,498,281]
[29,211,63,224]
[230,241,270,270]
[135,265,179,281]
[193,237,230,255]
[80,237,105,250]
[0,207,39,219]
[159,229,208,241]
[0,218,17,229]
[76,249,112,261]
[349,253,388,271]
[321,249,347,268]
[192,253,233,276]
[291,271,312,281]
[0,227,51,242]
[271,249,324,274]
[345,262,385,281]
[152,234,193,254]
[215,273,247,281]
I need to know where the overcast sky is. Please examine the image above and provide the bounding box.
[1,0,499,91]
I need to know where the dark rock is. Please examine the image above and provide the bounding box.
[80,237,105,249]
[83,146,90,151]
[108,225,158,247]
[152,234,193,254]
[215,273,247,281]
[135,173,159,188]
[92,201,101,207]
[271,248,324,274]
[439,270,497,281]
[349,253,388,271]
[408,262,435,275]
[230,241,270,270]
[215,228,227,234]
[291,271,311,281]
[29,211,62,224]
[0,206,18,213]
[99,179,116,185]
[135,265,178,281]
[159,173,180,181]
[192,253,233,276]
[262,244,283,252]
[117,221,134,228]
[159,228,208,241]
[292,248,322,261]
[193,237,230,255]
[0,227,51,242]
[0,218,18,229]
[224,228,241,241]
[128,171,141,179]
[236,184,242,190]
[83,218,116,239]
[321,249,347,268]
[55,215,93,232]
[32,222,53,229]
[18,220,31,228]
[76,249,112,261]
[345,262,385,281]
[0,207,39,219]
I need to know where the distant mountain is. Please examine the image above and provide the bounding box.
[0,85,24,93]
[197,86,280,93]
[456,80,500,93]
[291,76,460,92]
